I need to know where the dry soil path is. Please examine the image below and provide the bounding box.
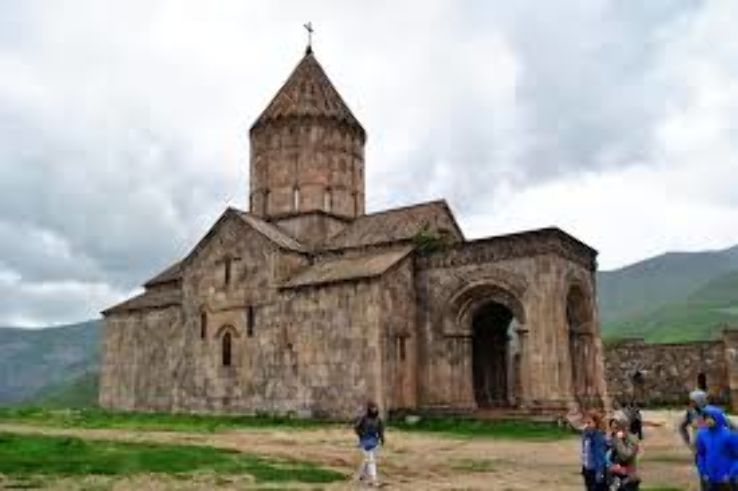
[0,409,699,490]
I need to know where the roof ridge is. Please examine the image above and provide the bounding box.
[350,199,447,221]
[282,246,413,289]
[237,210,307,252]
[327,199,453,244]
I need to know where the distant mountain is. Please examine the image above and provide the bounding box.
[24,371,99,408]
[0,320,101,406]
[599,245,738,343]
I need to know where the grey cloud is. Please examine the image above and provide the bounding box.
[0,100,228,292]
[372,0,706,215]
[0,0,734,325]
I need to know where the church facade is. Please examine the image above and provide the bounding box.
[100,47,608,419]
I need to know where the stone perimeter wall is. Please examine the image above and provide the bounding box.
[604,334,738,408]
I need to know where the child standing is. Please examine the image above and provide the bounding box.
[608,411,641,491]
[580,410,608,491]
[354,401,385,487]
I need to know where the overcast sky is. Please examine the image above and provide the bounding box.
[1,0,737,326]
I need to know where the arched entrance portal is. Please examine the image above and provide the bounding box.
[472,302,516,408]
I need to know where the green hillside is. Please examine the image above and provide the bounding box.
[0,320,101,406]
[598,245,738,323]
[24,371,100,408]
[600,249,738,343]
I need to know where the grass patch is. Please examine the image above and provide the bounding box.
[642,453,691,464]
[392,417,575,441]
[642,487,685,491]
[0,432,344,483]
[0,407,333,433]
[450,458,498,472]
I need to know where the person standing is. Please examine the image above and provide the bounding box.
[626,402,643,440]
[354,401,385,487]
[678,389,736,490]
[609,411,641,491]
[681,390,712,449]
[680,390,736,448]
[695,406,735,490]
[580,410,608,491]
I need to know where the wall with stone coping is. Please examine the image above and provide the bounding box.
[604,338,729,406]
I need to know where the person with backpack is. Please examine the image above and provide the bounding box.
[354,401,385,487]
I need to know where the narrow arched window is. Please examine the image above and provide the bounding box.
[397,336,406,361]
[224,257,232,285]
[222,332,232,367]
[698,372,707,391]
[247,306,254,337]
[293,187,300,211]
[323,188,332,212]
[200,312,207,339]
[263,190,270,215]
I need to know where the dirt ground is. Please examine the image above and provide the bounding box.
[0,409,700,490]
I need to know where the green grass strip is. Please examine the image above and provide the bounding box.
[0,407,332,433]
[0,432,344,483]
[391,417,575,441]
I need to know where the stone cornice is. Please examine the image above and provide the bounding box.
[416,228,597,271]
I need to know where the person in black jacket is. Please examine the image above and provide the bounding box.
[354,401,385,486]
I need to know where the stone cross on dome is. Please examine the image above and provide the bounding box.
[303,22,314,54]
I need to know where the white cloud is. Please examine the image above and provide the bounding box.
[0,0,736,324]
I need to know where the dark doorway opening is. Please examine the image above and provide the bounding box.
[698,372,707,391]
[632,370,646,403]
[472,302,513,408]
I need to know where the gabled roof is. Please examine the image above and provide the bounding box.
[102,287,181,316]
[327,200,464,250]
[238,212,307,252]
[142,208,307,288]
[250,50,364,136]
[282,247,413,289]
[144,260,183,288]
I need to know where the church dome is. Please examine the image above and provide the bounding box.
[250,49,365,139]
[249,48,366,223]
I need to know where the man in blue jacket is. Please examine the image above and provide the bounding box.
[696,405,736,490]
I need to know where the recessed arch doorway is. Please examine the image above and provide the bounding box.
[472,301,518,408]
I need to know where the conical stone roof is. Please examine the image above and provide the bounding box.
[250,49,364,136]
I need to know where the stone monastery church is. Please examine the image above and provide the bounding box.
[100,45,608,419]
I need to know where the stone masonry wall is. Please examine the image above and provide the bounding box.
[604,339,729,406]
[379,257,417,411]
[102,212,388,419]
[99,304,183,411]
[250,120,365,220]
[274,212,349,247]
